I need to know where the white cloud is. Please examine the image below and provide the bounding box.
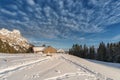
[0,9,17,16]
[26,0,35,6]
[27,7,33,12]
[18,11,26,16]
[10,5,18,10]
[59,1,64,9]
[81,26,104,33]
[44,6,51,17]
[23,17,30,21]
[1,0,120,41]
[113,35,120,41]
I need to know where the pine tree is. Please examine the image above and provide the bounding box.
[69,41,120,63]
[97,42,107,61]
[83,44,88,58]
[88,46,95,59]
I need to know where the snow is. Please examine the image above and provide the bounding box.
[0,28,30,50]
[0,53,119,80]
[62,54,120,80]
[87,59,120,69]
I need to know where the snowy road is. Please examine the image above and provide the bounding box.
[0,53,119,80]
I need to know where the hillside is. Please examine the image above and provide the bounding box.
[0,53,119,80]
[0,28,33,53]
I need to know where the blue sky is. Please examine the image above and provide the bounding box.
[0,0,120,49]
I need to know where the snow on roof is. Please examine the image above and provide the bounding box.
[57,49,65,53]
[33,46,45,52]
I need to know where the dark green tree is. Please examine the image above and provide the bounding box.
[97,42,107,61]
[89,46,95,59]
[83,44,88,58]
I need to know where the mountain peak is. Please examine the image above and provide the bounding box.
[0,28,20,36]
[0,28,32,53]
[13,29,21,35]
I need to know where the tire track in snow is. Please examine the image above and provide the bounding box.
[0,57,50,78]
[29,59,63,79]
[60,55,113,80]
[44,72,96,80]
[44,56,97,80]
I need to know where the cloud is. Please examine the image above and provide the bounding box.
[0,9,17,16]
[113,35,120,41]
[26,0,35,5]
[0,0,120,41]
[18,11,27,16]
[30,40,51,46]
[10,5,18,10]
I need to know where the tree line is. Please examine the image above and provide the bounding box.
[69,41,120,63]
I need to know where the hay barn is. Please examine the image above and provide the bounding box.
[33,46,57,54]
[43,46,57,53]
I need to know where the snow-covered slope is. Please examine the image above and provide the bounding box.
[63,54,120,80]
[0,28,32,53]
[0,53,119,80]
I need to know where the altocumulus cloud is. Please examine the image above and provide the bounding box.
[113,35,120,41]
[26,0,36,6]
[0,0,120,41]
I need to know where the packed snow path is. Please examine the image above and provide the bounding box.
[0,53,119,80]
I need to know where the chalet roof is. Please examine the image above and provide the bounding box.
[33,46,57,53]
[33,46,45,52]
[57,49,65,53]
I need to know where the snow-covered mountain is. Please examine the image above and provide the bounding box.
[0,28,32,53]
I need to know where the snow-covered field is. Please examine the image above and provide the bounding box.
[0,53,119,80]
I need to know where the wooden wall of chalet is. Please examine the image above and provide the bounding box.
[43,46,57,53]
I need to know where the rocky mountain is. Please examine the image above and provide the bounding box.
[0,28,33,53]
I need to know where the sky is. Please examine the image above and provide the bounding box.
[0,0,120,49]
